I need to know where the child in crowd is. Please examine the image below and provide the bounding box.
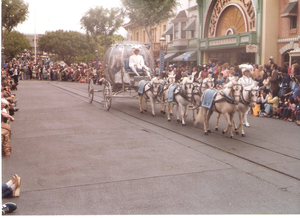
[215,72,225,89]
[282,97,296,121]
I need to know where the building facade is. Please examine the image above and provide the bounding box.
[123,21,168,60]
[277,0,300,66]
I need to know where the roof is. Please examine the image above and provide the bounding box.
[281,1,298,17]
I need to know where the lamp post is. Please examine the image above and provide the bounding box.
[95,50,98,75]
[159,37,166,75]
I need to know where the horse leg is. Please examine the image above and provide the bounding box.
[176,104,180,123]
[139,96,143,113]
[143,97,147,112]
[215,113,221,131]
[222,113,234,138]
[170,103,173,115]
[206,110,213,133]
[181,104,187,126]
[150,97,156,117]
[166,102,171,122]
[240,111,246,137]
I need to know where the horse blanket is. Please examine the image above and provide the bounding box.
[201,89,218,109]
[167,84,179,103]
[138,80,148,95]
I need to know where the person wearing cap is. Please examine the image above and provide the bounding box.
[238,68,255,127]
[202,71,215,88]
[129,46,151,78]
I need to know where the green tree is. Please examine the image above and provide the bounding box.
[3,30,30,61]
[121,0,178,67]
[80,6,123,60]
[97,34,125,59]
[1,0,29,46]
[38,30,94,65]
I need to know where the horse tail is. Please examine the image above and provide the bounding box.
[194,106,204,126]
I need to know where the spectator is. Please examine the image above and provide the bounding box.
[278,67,291,97]
[282,97,296,121]
[270,63,279,97]
[262,91,279,117]
[2,174,21,198]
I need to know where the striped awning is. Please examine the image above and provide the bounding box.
[172,51,197,62]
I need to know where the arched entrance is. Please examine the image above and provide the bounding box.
[217,6,246,37]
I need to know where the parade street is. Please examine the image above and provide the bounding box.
[2,80,300,215]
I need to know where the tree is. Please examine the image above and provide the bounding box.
[80,6,123,60]
[1,0,29,46]
[121,0,178,67]
[3,31,30,61]
[38,30,94,65]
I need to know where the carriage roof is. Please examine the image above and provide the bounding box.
[103,41,154,85]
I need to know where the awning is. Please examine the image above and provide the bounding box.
[183,18,196,31]
[162,25,173,36]
[156,52,177,62]
[281,1,298,17]
[172,51,197,62]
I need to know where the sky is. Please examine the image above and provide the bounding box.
[15,0,127,37]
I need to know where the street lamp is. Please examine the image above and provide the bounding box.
[159,37,166,75]
[95,50,98,75]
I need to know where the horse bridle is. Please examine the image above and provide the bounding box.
[239,87,259,106]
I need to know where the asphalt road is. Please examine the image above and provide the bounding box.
[2,80,300,215]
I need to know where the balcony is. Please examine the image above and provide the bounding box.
[172,39,188,49]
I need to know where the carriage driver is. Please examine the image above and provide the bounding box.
[129,46,151,79]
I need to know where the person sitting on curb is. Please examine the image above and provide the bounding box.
[2,174,21,198]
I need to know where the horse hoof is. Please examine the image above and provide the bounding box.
[222,131,226,134]
[230,136,234,139]
[204,132,208,135]
[168,119,171,122]
[170,113,173,116]
[140,111,143,114]
[144,110,147,112]
[236,132,239,135]
[207,130,211,133]
[235,128,238,131]
[152,114,156,117]
[242,134,246,137]
[177,119,180,123]
[215,128,218,131]
[182,123,186,126]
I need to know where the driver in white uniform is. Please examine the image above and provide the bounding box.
[129,46,151,79]
[238,68,255,127]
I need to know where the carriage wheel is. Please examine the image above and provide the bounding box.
[88,79,94,103]
[103,80,112,111]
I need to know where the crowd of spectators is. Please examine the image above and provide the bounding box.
[155,58,300,126]
[2,56,105,85]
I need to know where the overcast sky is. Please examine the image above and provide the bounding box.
[15,0,127,36]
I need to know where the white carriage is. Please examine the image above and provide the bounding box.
[88,41,154,110]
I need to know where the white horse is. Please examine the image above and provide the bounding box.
[194,82,242,138]
[166,77,194,126]
[160,75,176,115]
[138,77,161,116]
[215,85,260,136]
[191,79,215,121]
